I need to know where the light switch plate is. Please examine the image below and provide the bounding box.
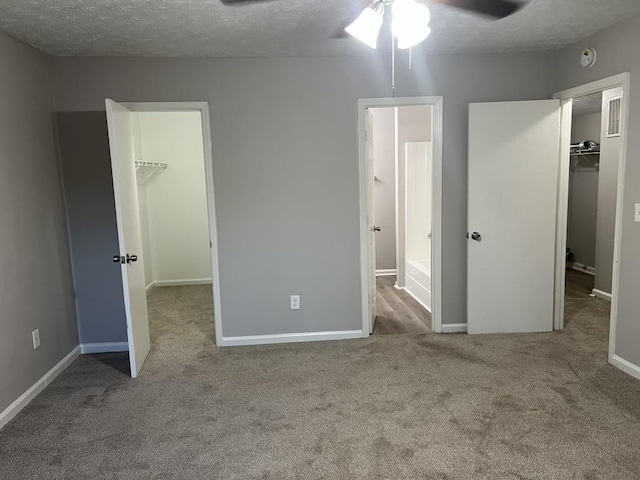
[635,203,640,223]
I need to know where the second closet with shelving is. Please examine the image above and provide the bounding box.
[566,87,622,300]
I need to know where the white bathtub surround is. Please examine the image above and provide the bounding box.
[404,141,433,312]
[405,259,432,312]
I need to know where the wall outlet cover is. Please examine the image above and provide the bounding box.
[290,295,300,310]
[32,329,40,349]
[635,203,640,223]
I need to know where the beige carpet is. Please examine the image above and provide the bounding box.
[1,284,639,479]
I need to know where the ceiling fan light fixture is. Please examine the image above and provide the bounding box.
[345,1,385,49]
[396,25,431,49]
[391,0,432,49]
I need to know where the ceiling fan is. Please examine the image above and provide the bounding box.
[221,0,528,49]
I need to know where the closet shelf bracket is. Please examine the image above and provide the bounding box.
[135,160,168,186]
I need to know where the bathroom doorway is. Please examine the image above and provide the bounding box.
[359,97,443,336]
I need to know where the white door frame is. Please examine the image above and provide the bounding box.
[553,73,630,366]
[122,101,224,347]
[358,96,444,335]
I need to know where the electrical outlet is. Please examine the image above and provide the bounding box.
[290,295,300,310]
[32,329,40,349]
[635,203,640,223]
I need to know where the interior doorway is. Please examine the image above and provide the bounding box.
[105,101,222,378]
[554,75,629,368]
[132,111,215,358]
[358,97,444,337]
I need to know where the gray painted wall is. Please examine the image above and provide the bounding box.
[56,112,128,345]
[371,107,396,271]
[50,53,553,335]
[0,32,78,414]
[568,113,600,268]
[594,88,622,294]
[552,14,640,368]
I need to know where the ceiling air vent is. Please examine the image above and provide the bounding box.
[607,97,622,138]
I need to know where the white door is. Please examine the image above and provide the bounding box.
[105,99,151,377]
[366,109,377,333]
[468,100,560,334]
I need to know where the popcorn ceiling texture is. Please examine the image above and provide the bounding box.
[573,92,603,117]
[0,0,639,57]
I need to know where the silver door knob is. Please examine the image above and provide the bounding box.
[471,232,482,242]
[126,254,138,264]
[372,226,382,232]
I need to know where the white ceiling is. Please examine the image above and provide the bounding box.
[0,0,639,57]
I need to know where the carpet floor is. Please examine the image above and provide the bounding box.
[1,284,639,479]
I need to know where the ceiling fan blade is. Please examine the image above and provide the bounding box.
[428,0,526,19]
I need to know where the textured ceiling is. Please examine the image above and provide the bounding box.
[0,0,639,57]
[573,92,602,117]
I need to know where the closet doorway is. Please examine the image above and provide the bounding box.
[106,101,222,377]
[358,97,443,337]
[554,74,629,367]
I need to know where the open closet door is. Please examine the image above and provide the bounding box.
[105,99,150,377]
[468,100,560,334]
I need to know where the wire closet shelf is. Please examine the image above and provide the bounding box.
[135,161,167,186]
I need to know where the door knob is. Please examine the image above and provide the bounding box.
[427,232,432,239]
[113,255,125,264]
[126,254,138,264]
[372,226,382,232]
[471,232,482,242]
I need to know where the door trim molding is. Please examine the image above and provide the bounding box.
[122,102,224,348]
[553,73,630,371]
[357,96,444,336]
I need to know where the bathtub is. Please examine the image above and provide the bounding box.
[405,258,432,312]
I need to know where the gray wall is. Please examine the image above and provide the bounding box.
[594,88,622,294]
[371,107,396,271]
[568,113,600,268]
[50,53,553,335]
[552,14,640,367]
[56,112,128,345]
[0,32,78,414]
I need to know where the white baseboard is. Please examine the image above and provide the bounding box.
[80,342,129,354]
[376,269,397,277]
[151,278,212,287]
[145,283,155,293]
[221,330,364,347]
[591,288,612,301]
[0,345,80,431]
[568,262,595,275]
[441,323,467,334]
[610,355,640,381]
